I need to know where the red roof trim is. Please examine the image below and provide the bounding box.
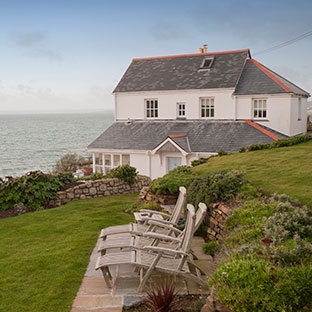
[249,59,292,93]
[133,49,250,61]
[169,133,187,138]
[245,120,280,141]
[259,62,310,96]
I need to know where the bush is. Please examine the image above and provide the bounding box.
[53,153,87,173]
[263,203,312,244]
[110,164,137,184]
[89,173,105,180]
[210,257,312,312]
[0,171,73,211]
[203,241,218,256]
[239,147,246,153]
[149,166,195,195]
[191,157,209,167]
[217,149,228,156]
[186,170,246,210]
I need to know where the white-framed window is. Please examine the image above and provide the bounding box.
[253,99,267,119]
[122,154,130,165]
[200,98,214,118]
[145,99,158,118]
[298,97,302,120]
[177,102,185,118]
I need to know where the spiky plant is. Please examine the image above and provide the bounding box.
[145,280,178,312]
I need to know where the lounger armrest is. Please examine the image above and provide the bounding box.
[143,232,181,243]
[139,209,171,218]
[147,219,177,226]
[143,246,188,256]
[147,220,182,234]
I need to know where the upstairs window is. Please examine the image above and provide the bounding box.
[200,98,214,118]
[253,99,267,118]
[177,102,185,118]
[145,99,158,118]
[200,57,214,69]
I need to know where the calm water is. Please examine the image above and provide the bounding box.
[0,112,114,178]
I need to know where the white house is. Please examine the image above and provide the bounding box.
[88,47,310,179]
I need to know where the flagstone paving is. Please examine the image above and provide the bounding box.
[71,236,211,311]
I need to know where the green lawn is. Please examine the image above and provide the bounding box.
[0,194,136,312]
[193,140,312,208]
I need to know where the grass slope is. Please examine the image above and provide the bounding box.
[0,194,136,312]
[193,140,312,208]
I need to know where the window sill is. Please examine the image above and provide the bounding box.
[252,119,269,121]
[176,117,186,120]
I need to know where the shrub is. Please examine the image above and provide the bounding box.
[145,280,178,312]
[210,257,312,312]
[239,147,246,153]
[263,203,312,244]
[186,170,246,210]
[191,157,209,167]
[203,241,219,256]
[110,164,137,184]
[149,166,195,195]
[217,149,228,156]
[247,142,271,151]
[0,171,71,211]
[89,173,105,180]
[53,153,87,173]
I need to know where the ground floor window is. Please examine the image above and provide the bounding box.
[122,154,130,165]
[167,157,182,173]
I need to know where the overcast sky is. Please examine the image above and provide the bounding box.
[0,0,311,113]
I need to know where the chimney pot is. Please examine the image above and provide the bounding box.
[203,44,208,53]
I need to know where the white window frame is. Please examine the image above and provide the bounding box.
[177,102,186,118]
[253,99,267,119]
[145,99,158,119]
[200,97,215,118]
[298,97,302,121]
[200,57,214,69]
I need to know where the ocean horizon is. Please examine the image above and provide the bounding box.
[0,111,114,178]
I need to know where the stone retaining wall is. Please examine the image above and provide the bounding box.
[48,176,151,207]
[204,203,232,241]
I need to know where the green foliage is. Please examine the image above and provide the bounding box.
[0,171,74,211]
[203,241,218,256]
[149,166,195,195]
[191,157,209,167]
[186,170,246,210]
[217,149,228,156]
[123,201,162,214]
[210,256,312,312]
[52,153,87,173]
[239,147,246,153]
[263,202,312,244]
[247,134,312,152]
[110,164,137,184]
[89,173,105,180]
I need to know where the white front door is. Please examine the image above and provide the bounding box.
[167,157,182,173]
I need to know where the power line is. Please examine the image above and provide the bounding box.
[253,29,312,56]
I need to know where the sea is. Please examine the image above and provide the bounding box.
[0,111,114,178]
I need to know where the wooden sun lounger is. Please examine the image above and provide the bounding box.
[99,186,186,240]
[96,204,207,292]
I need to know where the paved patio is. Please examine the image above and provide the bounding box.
[71,236,212,312]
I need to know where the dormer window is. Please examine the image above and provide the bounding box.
[200,57,214,69]
[145,99,158,118]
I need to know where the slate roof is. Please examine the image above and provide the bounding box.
[113,50,250,92]
[234,59,309,96]
[87,120,287,153]
[113,49,309,97]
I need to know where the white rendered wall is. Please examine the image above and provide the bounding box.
[236,94,292,136]
[115,89,235,120]
[289,96,307,135]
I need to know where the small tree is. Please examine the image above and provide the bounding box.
[53,153,86,173]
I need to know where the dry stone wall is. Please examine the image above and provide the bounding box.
[48,176,151,207]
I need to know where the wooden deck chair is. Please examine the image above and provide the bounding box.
[96,204,206,292]
[99,186,186,240]
[97,202,207,255]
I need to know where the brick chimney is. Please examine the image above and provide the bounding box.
[198,44,208,53]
